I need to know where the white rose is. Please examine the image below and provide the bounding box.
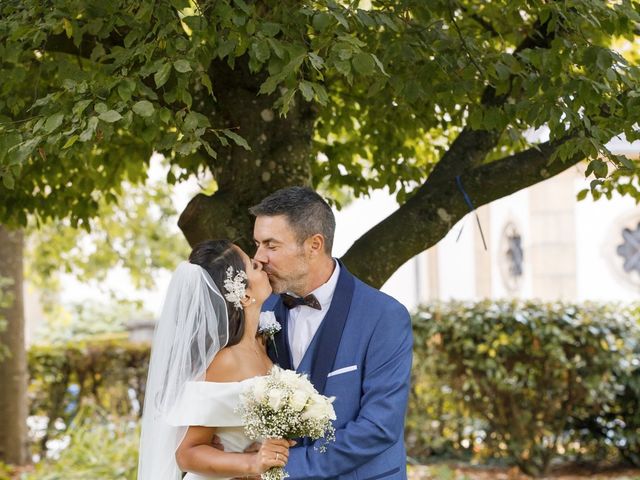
[279,368,300,384]
[302,402,328,421]
[289,390,310,412]
[267,388,285,411]
[252,377,268,403]
[293,375,317,395]
[302,395,336,421]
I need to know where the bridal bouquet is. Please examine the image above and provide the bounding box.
[237,366,336,480]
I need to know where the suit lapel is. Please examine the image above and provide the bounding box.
[308,263,355,394]
[267,297,293,370]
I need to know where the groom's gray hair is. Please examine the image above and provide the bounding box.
[249,186,335,254]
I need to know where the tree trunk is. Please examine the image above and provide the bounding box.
[0,226,28,465]
[179,60,316,254]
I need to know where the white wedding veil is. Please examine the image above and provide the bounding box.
[138,261,230,479]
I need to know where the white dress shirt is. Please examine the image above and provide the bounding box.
[287,260,340,369]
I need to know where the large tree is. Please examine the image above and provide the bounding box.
[1,0,640,289]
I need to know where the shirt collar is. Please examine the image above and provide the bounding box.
[308,259,340,309]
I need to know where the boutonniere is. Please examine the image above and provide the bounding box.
[258,311,281,356]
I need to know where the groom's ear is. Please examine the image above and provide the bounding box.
[307,233,325,257]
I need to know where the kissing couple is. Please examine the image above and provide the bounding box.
[137,186,413,480]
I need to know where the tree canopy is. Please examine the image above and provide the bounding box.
[1,0,640,286]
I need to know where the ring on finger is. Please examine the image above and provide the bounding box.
[275,452,280,461]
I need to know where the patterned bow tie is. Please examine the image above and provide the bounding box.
[280,293,321,310]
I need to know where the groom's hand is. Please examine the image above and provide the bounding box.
[210,434,224,451]
[244,441,261,453]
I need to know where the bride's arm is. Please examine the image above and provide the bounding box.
[175,426,290,477]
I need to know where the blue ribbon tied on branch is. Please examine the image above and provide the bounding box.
[455,175,488,251]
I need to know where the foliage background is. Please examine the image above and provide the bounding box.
[23,300,640,477]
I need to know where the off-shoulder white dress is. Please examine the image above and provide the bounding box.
[166,379,255,480]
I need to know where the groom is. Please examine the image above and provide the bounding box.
[251,186,413,480]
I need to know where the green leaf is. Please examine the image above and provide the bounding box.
[352,53,375,76]
[200,73,213,95]
[201,140,217,159]
[132,101,155,117]
[589,159,608,178]
[261,22,281,37]
[79,117,98,142]
[44,113,65,133]
[267,39,285,59]
[124,30,139,49]
[117,78,137,102]
[252,39,270,63]
[223,129,251,150]
[2,173,14,189]
[299,81,315,102]
[278,88,296,116]
[334,60,351,77]
[617,155,636,169]
[259,75,283,95]
[94,102,108,114]
[183,112,200,131]
[312,83,329,105]
[233,0,251,14]
[308,52,324,71]
[99,110,122,123]
[159,108,172,124]
[313,13,333,32]
[576,188,589,201]
[173,59,192,73]
[154,63,172,88]
[0,132,21,162]
[71,100,91,117]
[218,39,236,59]
[371,54,388,77]
[62,135,79,149]
[494,63,511,81]
[62,18,73,39]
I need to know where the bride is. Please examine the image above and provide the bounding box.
[138,240,293,479]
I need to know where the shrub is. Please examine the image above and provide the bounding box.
[28,335,149,457]
[408,301,640,476]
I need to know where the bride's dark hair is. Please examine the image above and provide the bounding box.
[188,240,246,347]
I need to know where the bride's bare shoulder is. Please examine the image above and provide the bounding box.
[205,346,245,382]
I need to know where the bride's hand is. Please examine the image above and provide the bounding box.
[251,438,291,473]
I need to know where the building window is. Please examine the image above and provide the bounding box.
[616,222,640,276]
[500,222,524,293]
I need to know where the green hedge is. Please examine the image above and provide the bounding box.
[28,334,149,457]
[407,301,640,476]
[27,301,640,476]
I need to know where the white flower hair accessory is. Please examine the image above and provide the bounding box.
[223,266,248,309]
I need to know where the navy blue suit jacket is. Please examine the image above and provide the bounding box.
[264,262,413,480]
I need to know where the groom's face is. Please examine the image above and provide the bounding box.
[253,215,310,295]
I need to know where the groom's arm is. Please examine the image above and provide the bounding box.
[285,301,413,480]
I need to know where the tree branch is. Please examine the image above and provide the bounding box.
[341,136,583,288]
[425,16,557,186]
